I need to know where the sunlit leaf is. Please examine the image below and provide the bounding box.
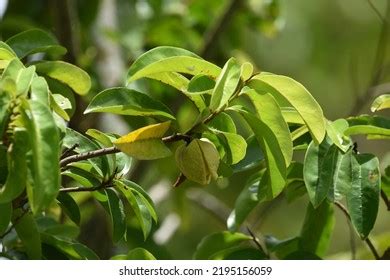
[35,61,91,95]
[114,121,171,160]
[85,87,174,120]
[345,115,390,138]
[248,74,326,144]
[371,94,390,112]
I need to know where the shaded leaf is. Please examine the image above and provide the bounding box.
[0,202,12,235]
[193,231,251,260]
[104,188,126,243]
[300,201,335,256]
[85,87,175,120]
[326,119,352,152]
[187,74,215,94]
[56,192,81,225]
[6,29,66,58]
[111,248,156,260]
[346,154,380,238]
[345,115,390,138]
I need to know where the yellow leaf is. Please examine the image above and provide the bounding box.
[114,121,172,160]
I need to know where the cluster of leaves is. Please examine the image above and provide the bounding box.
[1,29,389,260]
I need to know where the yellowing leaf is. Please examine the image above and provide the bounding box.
[175,139,220,185]
[114,122,172,160]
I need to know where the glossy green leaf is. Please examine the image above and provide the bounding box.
[24,100,60,213]
[300,201,335,256]
[227,173,261,231]
[187,74,215,94]
[207,112,236,133]
[217,132,247,164]
[16,65,35,95]
[50,94,71,121]
[241,112,286,200]
[85,87,175,120]
[6,29,67,58]
[2,58,24,81]
[326,119,352,152]
[104,188,126,243]
[40,233,99,260]
[232,135,264,173]
[210,58,241,112]
[245,89,293,166]
[115,181,153,240]
[0,41,17,60]
[114,121,172,160]
[0,202,12,235]
[346,154,380,238]
[175,139,220,185]
[56,192,81,225]
[63,128,107,177]
[248,74,326,144]
[12,209,41,259]
[303,137,351,207]
[30,76,49,105]
[86,129,116,175]
[0,129,28,203]
[265,236,300,259]
[345,115,390,137]
[111,248,156,260]
[281,107,305,124]
[35,61,91,95]
[371,94,390,112]
[127,46,221,84]
[193,231,251,260]
[240,62,254,82]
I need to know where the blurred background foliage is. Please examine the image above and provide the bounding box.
[1,0,389,259]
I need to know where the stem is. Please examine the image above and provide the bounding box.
[246,227,267,254]
[380,189,390,211]
[334,202,380,260]
[60,184,112,193]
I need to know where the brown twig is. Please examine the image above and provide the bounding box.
[334,201,380,260]
[60,146,119,168]
[246,226,267,254]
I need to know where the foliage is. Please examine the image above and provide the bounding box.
[0,0,389,260]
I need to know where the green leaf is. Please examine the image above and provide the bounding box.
[193,231,251,260]
[127,46,221,84]
[209,58,241,112]
[40,233,99,260]
[114,121,172,160]
[281,107,305,124]
[0,129,28,203]
[6,29,67,58]
[187,74,215,94]
[240,112,286,200]
[245,89,293,166]
[0,89,12,137]
[104,188,126,243]
[0,202,12,235]
[382,166,390,197]
[30,76,49,105]
[175,139,220,185]
[346,153,380,238]
[240,62,254,82]
[371,94,390,112]
[12,209,41,259]
[62,164,102,187]
[207,112,236,133]
[326,119,352,152]
[232,135,264,173]
[16,65,36,96]
[115,181,153,240]
[2,58,24,81]
[111,248,156,260]
[265,236,300,259]
[300,201,335,257]
[35,61,91,95]
[217,132,247,164]
[284,251,322,260]
[248,73,326,144]
[56,192,81,225]
[223,247,267,260]
[227,173,261,231]
[345,115,390,138]
[303,137,351,207]
[85,87,175,120]
[24,100,60,213]
[0,41,17,60]
[50,94,71,121]
[63,128,108,177]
